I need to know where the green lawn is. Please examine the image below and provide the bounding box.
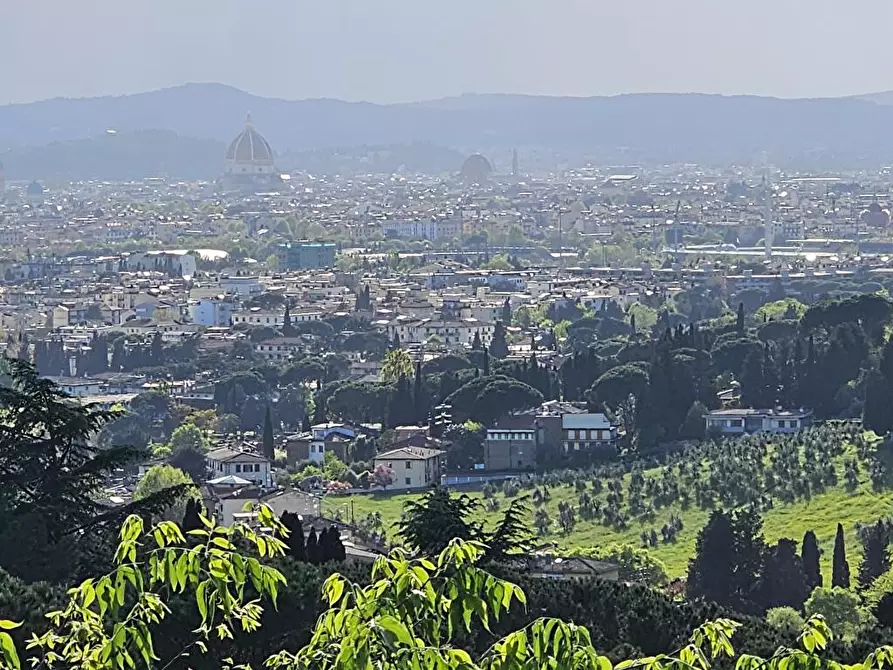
[324,444,893,580]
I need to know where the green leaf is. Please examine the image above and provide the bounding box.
[0,632,19,670]
[211,536,233,550]
[449,649,473,665]
[378,615,413,647]
[0,622,20,632]
[325,578,345,606]
[195,581,209,623]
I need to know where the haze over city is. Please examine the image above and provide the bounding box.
[4,0,893,104]
[8,2,893,668]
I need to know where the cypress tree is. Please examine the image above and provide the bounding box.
[502,297,512,324]
[312,392,326,424]
[413,361,426,425]
[863,370,893,436]
[317,527,331,561]
[483,348,490,376]
[489,321,509,359]
[740,349,767,409]
[262,405,275,460]
[736,302,745,333]
[150,331,164,363]
[279,511,306,561]
[388,374,414,428]
[472,330,483,351]
[182,498,203,532]
[832,522,850,588]
[305,527,321,564]
[859,520,891,588]
[283,303,293,336]
[329,525,346,561]
[301,414,312,433]
[801,530,822,592]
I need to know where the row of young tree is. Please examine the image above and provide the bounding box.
[0,370,889,670]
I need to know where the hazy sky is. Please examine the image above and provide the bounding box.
[4,0,893,105]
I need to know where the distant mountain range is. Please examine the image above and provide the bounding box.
[4,83,893,179]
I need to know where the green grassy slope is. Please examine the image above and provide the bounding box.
[324,438,893,581]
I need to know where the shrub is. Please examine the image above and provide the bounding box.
[766,606,805,638]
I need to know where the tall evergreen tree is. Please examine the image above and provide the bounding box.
[328,525,346,561]
[489,321,509,359]
[398,487,482,556]
[502,297,512,325]
[388,374,415,428]
[801,530,822,592]
[305,527,321,564]
[301,414,312,433]
[758,538,810,611]
[262,405,275,460]
[317,527,330,561]
[832,522,851,588]
[485,498,535,562]
[630,313,637,336]
[181,498,203,532]
[111,338,126,371]
[863,370,893,436]
[0,359,140,579]
[413,361,427,425]
[282,303,293,336]
[880,335,893,387]
[859,520,891,588]
[150,331,164,364]
[687,509,765,613]
[736,302,745,333]
[471,331,483,351]
[483,348,490,376]
[740,349,767,409]
[279,511,306,561]
[312,392,326,425]
[16,333,29,362]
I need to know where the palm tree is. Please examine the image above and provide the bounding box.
[381,348,413,383]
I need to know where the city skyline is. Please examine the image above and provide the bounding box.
[4,0,893,105]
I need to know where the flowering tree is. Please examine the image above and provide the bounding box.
[370,464,395,490]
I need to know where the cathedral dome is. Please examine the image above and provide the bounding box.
[224,115,278,182]
[226,115,274,165]
[460,153,492,184]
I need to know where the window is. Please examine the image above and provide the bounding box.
[405,461,412,469]
[568,430,576,440]
[405,477,412,486]
[235,464,241,472]
[255,464,261,472]
[730,419,743,428]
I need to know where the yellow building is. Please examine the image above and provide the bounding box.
[373,446,444,490]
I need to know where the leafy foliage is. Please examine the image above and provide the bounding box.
[1,517,887,670]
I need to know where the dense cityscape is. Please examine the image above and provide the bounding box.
[7,11,893,666]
